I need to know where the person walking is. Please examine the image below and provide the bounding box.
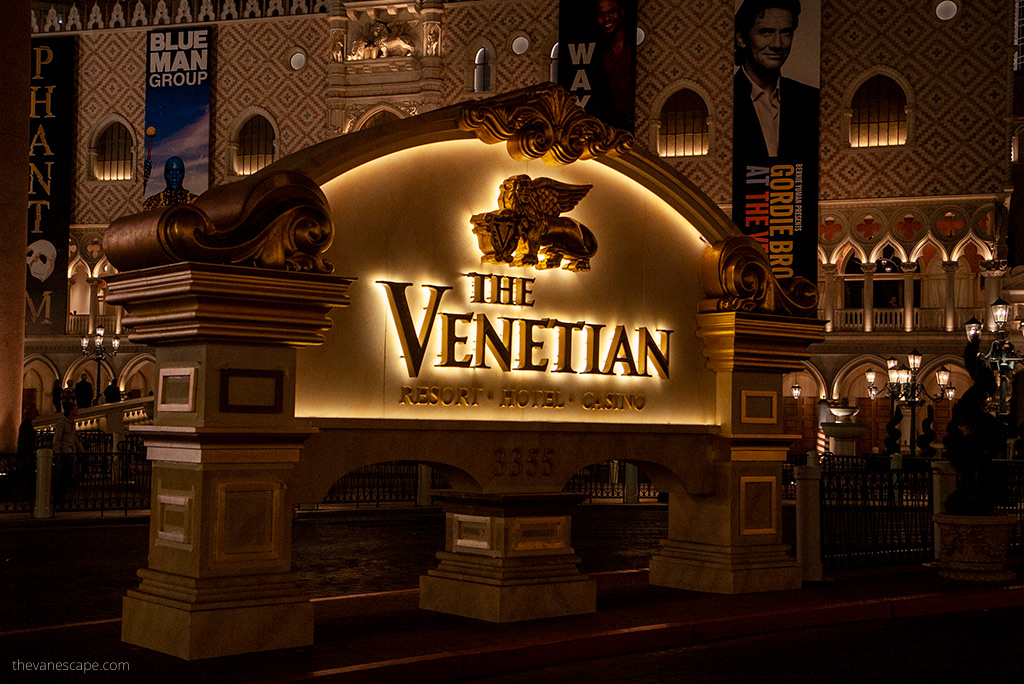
[52,401,83,503]
[16,404,39,495]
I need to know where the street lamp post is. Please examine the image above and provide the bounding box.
[80,325,119,403]
[865,350,955,457]
[965,298,1024,435]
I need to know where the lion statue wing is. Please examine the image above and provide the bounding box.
[530,178,593,216]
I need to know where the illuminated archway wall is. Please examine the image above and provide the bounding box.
[296,138,718,425]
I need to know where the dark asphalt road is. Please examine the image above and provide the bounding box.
[0,504,673,631]
[462,607,1024,683]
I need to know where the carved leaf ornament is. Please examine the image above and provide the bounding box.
[458,83,633,166]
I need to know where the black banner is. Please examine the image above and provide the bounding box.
[558,0,637,132]
[26,36,75,335]
[731,0,820,286]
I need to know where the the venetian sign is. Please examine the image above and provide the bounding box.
[295,139,717,425]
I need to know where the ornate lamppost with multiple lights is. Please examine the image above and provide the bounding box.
[865,350,955,457]
[964,298,1024,432]
[80,325,119,404]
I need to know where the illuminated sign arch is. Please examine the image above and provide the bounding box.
[265,87,739,426]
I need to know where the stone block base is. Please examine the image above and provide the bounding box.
[419,573,596,622]
[649,540,800,594]
[122,591,313,660]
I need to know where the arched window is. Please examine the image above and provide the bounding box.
[235,115,276,175]
[658,89,709,157]
[474,47,492,93]
[549,43,559,83]
[359,110,400,131]
[94,122,133,180]
[849,76,907,148]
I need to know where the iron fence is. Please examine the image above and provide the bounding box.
[996,459,1024,553]
[0,453,35,513]
[323,462,422,506]
[319,461,661,507]
[820,463,934,570]
[562,462,659,502]
[52,440,151,514]
[2,433,149,515]
[782,462,795,500]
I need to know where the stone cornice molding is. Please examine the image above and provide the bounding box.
[104,262,352,347]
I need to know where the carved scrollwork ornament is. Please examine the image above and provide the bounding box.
[105,171,335,274]
[698,236,817,316]
[458,83,633,166]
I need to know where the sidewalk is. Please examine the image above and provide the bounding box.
[3,561,1023,683]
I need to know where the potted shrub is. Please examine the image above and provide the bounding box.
[934,335,1016,581]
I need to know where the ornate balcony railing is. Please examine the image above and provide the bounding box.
[829,307,986,333]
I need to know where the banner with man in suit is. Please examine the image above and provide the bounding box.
[732,0,820,285]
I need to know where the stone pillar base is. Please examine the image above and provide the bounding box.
[649,540,800,594]
[420,555,595,622]
[121,570,313,660]
[419,492,595,622]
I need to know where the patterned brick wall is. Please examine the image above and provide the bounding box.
[215,16,330,179]
[442,0,1012,206]
[68,1,1014,228]
[72,15,328,226]
[819,0,1012,200]
[635,0,734,202]
[75,30,146,225]
[439,1,556,103]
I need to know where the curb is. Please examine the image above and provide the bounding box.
[272,584,1024,683]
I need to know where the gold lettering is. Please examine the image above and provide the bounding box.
[601,325,640,376]
[25,291,52,324]
[514,319,549,371]
[28,161,53,196]
[27,200,49,233]
[582,323,609,374]
[29,86,55,118]
[29,124,54,156]
[546,319,584,373]
[33,46,53,79]
[378,281,452,377]
[637,328,671,379]
[439,312,473,368]
[473,314,512,371]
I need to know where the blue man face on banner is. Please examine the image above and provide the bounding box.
[164,156,186,191]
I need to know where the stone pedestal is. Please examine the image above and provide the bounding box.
[649,456,801,594]
[33,448,52,519]
[794,464,824,581]
[649,309,825,594]
[106,262,352,659]
[120,424,315,660]
[420,492,595,622]
[820,420,867,457]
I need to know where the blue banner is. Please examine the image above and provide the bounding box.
[144,26,212,210]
